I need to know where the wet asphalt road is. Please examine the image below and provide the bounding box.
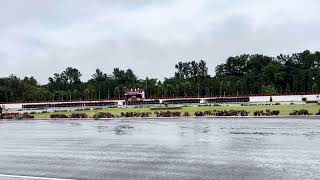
[0,118,319,180]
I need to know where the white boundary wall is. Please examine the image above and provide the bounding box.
[0,100,124,110]
[0,103,22,109]
[249,94,320,103]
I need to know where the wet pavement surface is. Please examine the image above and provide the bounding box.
[0,118,319,180]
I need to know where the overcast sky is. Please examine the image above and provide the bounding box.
[0,0,320,84]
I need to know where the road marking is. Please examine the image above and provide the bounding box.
[0,174,75,180]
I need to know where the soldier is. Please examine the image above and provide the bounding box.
[0,106,2,119]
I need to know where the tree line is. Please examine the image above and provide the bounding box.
[0,50,320,102]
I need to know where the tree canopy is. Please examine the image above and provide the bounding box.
[1,50,320,102]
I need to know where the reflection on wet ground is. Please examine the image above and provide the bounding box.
[113,124,134,135]
[0,118,319,180]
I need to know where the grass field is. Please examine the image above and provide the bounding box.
[33,104,320,118]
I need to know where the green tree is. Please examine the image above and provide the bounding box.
[262,85,277,95]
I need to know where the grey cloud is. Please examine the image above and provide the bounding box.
[0,0,319,84]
